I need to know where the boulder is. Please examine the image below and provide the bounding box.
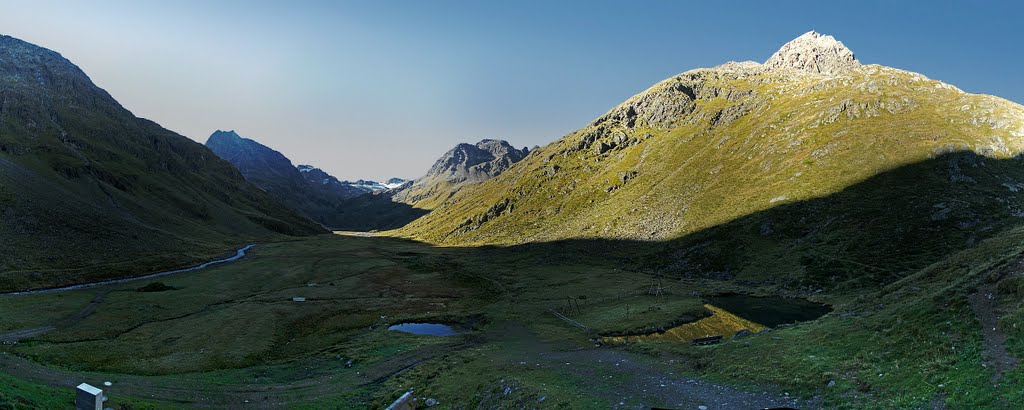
[733,329,753,340]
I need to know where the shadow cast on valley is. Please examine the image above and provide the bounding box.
[328,191,431,231]
[383,151,1024,291]
[8,151,1024,294]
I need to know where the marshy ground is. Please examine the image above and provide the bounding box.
[1,232,1021,408]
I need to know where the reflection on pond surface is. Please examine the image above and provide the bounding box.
[602,295,831,344]
[706,294,831,327]
[388,323,460,336]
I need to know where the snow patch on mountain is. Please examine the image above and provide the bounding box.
[294,165,407,193]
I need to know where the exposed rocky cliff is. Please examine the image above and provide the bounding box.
[763,31,860,76]
[392,139,530,208]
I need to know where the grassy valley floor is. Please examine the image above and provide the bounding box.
[0,232,1023,408]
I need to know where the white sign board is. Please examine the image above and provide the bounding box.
[75,383,103,410]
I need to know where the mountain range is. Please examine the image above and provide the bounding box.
[205,130,369,226]
[327,138,531,231]
[206,130,525,231]
[297,164,406,194]
[5,29,1024,409]
[0,36,323,292]
[8,30,1024,294]
[393,31,1024,288]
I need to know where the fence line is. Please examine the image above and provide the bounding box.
[547,307,592,333]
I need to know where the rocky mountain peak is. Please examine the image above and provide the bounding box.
[389,139,530,207]
[764,31,860,76]
[425,139,529,183]
[207,130,242,143]
[1,33,119,111]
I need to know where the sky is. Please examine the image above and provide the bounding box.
[0,1,1021,181]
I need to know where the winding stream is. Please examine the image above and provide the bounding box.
[1,244,254,296]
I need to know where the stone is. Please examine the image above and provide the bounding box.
[764,31,860,76]
[733,329,753,340]
[424,398,438,407]
[931,207,952,221]
[392,139,531,205]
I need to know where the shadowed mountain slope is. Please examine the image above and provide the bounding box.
[205,130,368,227]
[396,31,1024,258]
[0,35,324,292]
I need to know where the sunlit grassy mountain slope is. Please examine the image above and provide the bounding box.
[398,32,1024,286]
[0,35,325,292]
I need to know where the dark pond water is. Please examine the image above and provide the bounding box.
[705,294,831,327]
[388,323,460,336]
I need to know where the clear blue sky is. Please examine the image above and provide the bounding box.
[1,0,1020,180]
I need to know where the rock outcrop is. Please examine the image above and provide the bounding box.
[763,31,860,76]
[424,139,530,185]
[391,139,530,208]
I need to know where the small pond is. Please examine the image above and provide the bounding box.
[388,323,460,336]
[705,294,831,327]
[602,294,831,344]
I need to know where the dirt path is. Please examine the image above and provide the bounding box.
[491,322,818,409]
[536,348,815,409]
[969,282,1019,382]
[0,289,110,344]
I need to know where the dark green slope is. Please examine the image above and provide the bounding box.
[644,150,1024,289]
[0,34,324,292]
[205,130,364,227]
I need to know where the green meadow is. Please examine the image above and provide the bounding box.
[2,229,1023,408]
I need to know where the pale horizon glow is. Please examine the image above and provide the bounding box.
[1,1,1021,181]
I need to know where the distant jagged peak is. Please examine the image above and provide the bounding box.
[764,31,860,76]
[208,129,243,141]
[427,139,529,180]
